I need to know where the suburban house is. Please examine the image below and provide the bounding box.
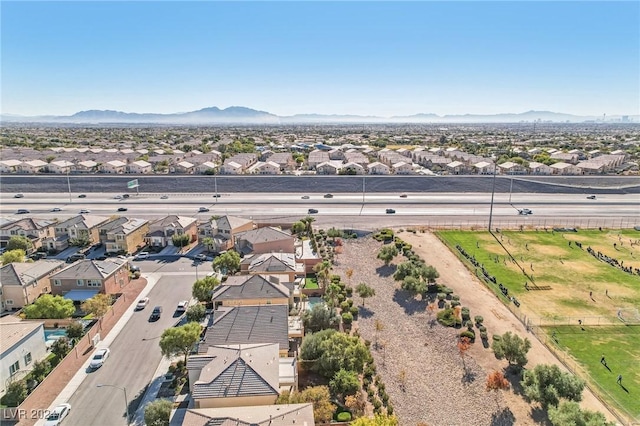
[44,215,112,251]
[187,343,298,409]
[265,152,296,171]
[550,162,580,175]
[234,227,295,255]
[307,150,330,169]
[528,162,553,175]
[20,159,48,174]
[101,160,127,174]
[446,161,466,175]
[367,161,390,175]
[211,274,292,309]
[0,159,22,173]
[174,161,195,174]
[75,160,98,173]
[47,160,73,174]
[240,253,304,282]
[49,259,130,301]
[196,161,217,174]
[98,217,149,254]
[392,161,413,175]
[0,218,57,251]
[0,260,65,312]
[200,305,291,356]
[472,161,494,175]
[145,215,198,248]
[198,215,255,253]
[342,162,365,175]
[128,160,153,174]
[316,161,342,175]
[0,317,47,396]
[248,161,281,175]
[498,161,527,175]
[221,154,258,174]
[181,403,315,426]
[550,152,579,165]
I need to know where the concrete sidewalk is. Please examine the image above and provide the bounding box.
[36,273,162,426]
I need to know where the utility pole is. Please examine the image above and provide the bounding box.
[488,163,497,232]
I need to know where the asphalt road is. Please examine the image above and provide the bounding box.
[2,174,640,195]
[63,258,210,426]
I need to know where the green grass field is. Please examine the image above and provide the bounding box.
[548,325,640,421]
[304,275,320,289]
[437,229,640,420]
[437,229,640,319]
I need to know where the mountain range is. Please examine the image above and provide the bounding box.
[1,107,636,124]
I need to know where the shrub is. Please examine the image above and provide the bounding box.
[465,320,474,329]
[387,403,394,415]
[460,330,475,340]
[345,286,353,297]
[340,301,350,311]
[341,312,353,324]
[451,300,461,307]
[377,382,385,392]
[373,399,382,410]
[437,308,457,327]
[461,307,470,321]
[347,298,354,307]
[480,331,489,340]
[474,315,484,325]
[381,392,389,405]
[437,293,446,301]
[336,412,352,422]
[442,286,454,295]
[493,334,501,342]
[363,376,371,388]
[349,306,359,317]
[367,387,375,399]
[452,295,461,302]
[479,325,487,333]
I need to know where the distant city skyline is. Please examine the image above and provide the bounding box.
[2,1,638,117]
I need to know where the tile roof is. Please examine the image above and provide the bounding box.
[182,403,314,426]
[235,227,292,244]
[190,343,279,400]
[0,260,65,286]
[201,305,289,352]
[50,259,126,280]
[211,275,290,302]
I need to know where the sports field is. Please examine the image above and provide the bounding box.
[438,229,640,321]
[549,325,640,421]
[437,229,640,421]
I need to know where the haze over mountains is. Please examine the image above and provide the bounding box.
[1,106,636,124]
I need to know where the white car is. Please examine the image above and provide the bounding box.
[51,207,62,212]
[114,195,123,199]
[135,251,149,260]
[176,300,189,312]
[44,403,71,426]
[79,209,91,214]
[136,297,149,310]
[195,254,208,261]
[89,348,110,370]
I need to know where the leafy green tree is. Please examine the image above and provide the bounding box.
[300,329,337,361]
[66,321,85,340]
[185,303,206,323]
[159,322,201,364]
[329,369,360,402]
[1,249,25,265]
[81,294,112,317]
[23,294,75,319]
[144,398,173,426]
[355,283,375,306]
[302,305,340,333]
[1,380,27,407]
[401,275,427,294]
[423,265,440,283]
[192,275,220,303]
[316,332,371,377]
[300,216,316,236]
[377,245,398,266]
[6,235,33,253]
[171,234,190,248]
[69,237,90,247]
[51,337,72,360]
[291,221,305,235]
[277,386,335,423]
[548,400,615,426]
[313,260,332,288]
[492,331,532,368]
[392,261,415,281]
[521,364,585,408]
[213,250,241,274]
[31,358,51,383]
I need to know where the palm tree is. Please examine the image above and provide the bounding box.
[300,216,316,237]
[201,237,214,253]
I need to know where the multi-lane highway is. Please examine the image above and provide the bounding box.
[2,191,638,230]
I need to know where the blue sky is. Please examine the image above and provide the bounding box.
[2,1,638,117]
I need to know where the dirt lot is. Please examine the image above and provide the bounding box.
[333,231,617,425]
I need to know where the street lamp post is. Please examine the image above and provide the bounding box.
[96,384,129,425]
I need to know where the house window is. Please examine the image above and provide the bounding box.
[10,230,17,235]
[24,352,32,365]
[87,280,101,288]
[54,279,61,286]
[9,361,19,376]
[77,279,84,286]
[5,300,14,306]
